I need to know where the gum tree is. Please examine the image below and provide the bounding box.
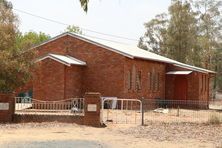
[0,0,35,92]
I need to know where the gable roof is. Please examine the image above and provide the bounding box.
[35,53,86,66]
[32,32,215,74]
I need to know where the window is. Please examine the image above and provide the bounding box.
[157,73,160,91]
[200,74,203,92]
[154,72,160,91]
[149,72,152,90]
[202,75,204,92]
[148,72,150,90]
[149,70,160,92]
[136,71,142,90]
[205,75,208,92]
[132,65,136,90]
[204,75,206,92]
[152,71,156,91]
[127,70,132,90]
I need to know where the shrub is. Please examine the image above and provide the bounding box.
[207,113,221,125]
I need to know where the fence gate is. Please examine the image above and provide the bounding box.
[15,97,84,116]
[101,98,142,124]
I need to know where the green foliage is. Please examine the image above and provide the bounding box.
[0,0,51,92]
[65,25,83,34]
[16,31,51,50]
[138,13,168,54]
[166,0,198,63]
[139,0,199,64]
[195,0,222,91]
[0,50,33,92]
[214,48,222,90]
[0,0,22,92]
[0,0,12,9]
[217,75,222,91]
[139,0,222,69]
[79,0,89,12]
[195,0,222,70]
[139,0,222,91]
[0,0,18,52]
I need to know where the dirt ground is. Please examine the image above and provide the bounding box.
[0,122,222,148]
[103,108,222,124]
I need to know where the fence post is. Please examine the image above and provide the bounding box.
[0,93,15,123]
[141,97,144,126]
[84,92,103,127]
[177,105,180,117]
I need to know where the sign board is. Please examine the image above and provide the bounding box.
[0,103,9,110]
[87,104,97,112]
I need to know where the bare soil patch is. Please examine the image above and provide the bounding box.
[0,122,221,148]
[120,121,222,145]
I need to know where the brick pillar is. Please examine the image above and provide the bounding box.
[84,92,102,127]
[0,93,15,123]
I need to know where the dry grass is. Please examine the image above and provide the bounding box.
[207,113,221,124]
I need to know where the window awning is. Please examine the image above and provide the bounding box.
[166,71,192,75]
[35,53,86,66]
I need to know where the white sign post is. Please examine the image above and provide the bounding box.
[87,104,97,112]
[0,103,9,110]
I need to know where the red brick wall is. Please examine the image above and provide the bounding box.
[36,36,69,56]
[124,58,166,99]
[165,75,175,100]
[64,65,83,99]
[64,36,125,97]
[84,92,102,127]
[13,92,103,127]
[34,35,126,99]
[187,72,199,100]
[0,93,15,123]
[34,34,167,99]
[166,64,210,101]
[31,34,211,102]
[198,73,210,102]
[33,59,65,101]
[13,114,84,124]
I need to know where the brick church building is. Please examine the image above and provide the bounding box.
[17,32,215,103]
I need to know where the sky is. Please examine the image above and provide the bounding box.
[8,0,171,45]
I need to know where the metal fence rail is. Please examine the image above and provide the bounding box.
[142,99,209,110]
[141,99,222,124]
[15,97,84,116]
[102,98,142,124]
[15,97,32,110]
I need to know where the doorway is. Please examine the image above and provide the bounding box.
[174,75,188,100]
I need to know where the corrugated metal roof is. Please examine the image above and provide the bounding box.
[172,63,213,74]
[35,53,86,66]
[32,32,215,74]
[166,71,193,75]
[68,33,177,64]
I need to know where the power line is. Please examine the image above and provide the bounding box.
[77,34,131,45]
[13,8,138,42]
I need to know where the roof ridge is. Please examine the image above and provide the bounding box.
[32,32,215,74]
